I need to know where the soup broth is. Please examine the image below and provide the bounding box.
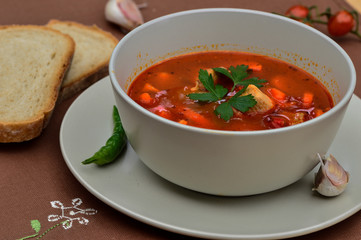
[128,51,333,131]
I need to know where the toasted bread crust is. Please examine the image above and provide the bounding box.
[47,20,118,101]
[59,65,109,101]
[0,25,75,143]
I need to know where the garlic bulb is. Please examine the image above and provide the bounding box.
[105,0,144,31]
[313,153,349,197]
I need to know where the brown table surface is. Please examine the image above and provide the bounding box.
[1,0,360,239]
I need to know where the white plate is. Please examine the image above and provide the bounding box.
[60,77,361,240]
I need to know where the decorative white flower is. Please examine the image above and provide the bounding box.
[48,198,97,229]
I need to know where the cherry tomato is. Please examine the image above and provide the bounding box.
[285,5,309,19]
[328,10,355,36]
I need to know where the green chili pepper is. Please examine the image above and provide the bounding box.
[82,105,127,166]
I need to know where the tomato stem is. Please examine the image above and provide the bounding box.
[351,30,361,39]
[310,19,328,24]
[350,10,361,39]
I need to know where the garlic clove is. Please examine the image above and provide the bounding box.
[105,0,144,31]
[313,153,349,197]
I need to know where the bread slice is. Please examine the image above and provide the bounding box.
[47,20,118,101]
[0,25,75,143]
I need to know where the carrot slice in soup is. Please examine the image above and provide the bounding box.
[247,62,262,72]
[142,83,159,93]
[139,92,154,105]
[178,119,188,125]
[182,108,213,128]
[314,109,324,117]
[157,72,172,81]
[157,109,172,120]
[303,92,313,107]
[269,88,287,101]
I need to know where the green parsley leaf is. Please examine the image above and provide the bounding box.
[198,69,214,91]
[228,65,249,87]
[229,94,257,113]
[214,85,229,99]
[214,65,266,90]
[188,69,228,102]
[215,102,234,121]
[213,67,233,79]
[237,77,267,88]
[214,87,257,121]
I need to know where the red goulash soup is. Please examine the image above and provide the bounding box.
[128,51,333,131]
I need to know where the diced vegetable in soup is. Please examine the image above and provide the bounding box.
[128,51,333,131]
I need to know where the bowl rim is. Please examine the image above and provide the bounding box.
[109,8,356,136]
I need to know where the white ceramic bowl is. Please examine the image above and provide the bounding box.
[109,8,356,196]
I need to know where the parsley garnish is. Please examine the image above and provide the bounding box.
[215,88,257,121]
[214,65,267,90]
[188,65,266,121]
[187,69,228,101]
